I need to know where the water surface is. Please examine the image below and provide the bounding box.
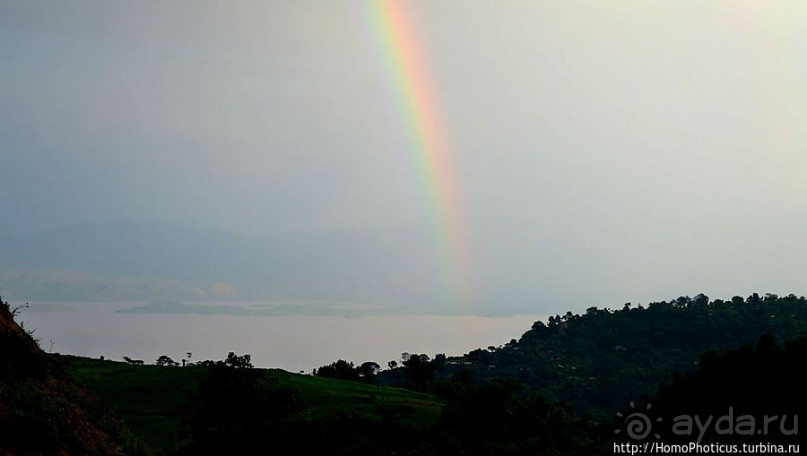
[18,302,545,372]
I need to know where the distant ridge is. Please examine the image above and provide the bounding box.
[0,223,447,306]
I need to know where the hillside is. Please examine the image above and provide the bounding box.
[636,335,806,446]
[0,297,146,455]
[59,355,443,455]
[433,293,807,416]
[60,353,607,455]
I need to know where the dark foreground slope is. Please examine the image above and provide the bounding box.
[612,335,806,451]
[0,297,146,455]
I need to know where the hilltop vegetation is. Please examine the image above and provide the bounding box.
[423,293,807,417]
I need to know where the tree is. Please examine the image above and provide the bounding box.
[313,360,360,381]
[224,352,252,369]
[402,354,435,390]
[156,355,176,367]
[693,293,709,308]
[358,361,380,383]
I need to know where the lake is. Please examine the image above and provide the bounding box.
[17,301,546,372]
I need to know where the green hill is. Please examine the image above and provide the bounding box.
[432,293,807,417]
[57,354,443,455]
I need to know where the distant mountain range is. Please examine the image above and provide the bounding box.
[0,223,449,308]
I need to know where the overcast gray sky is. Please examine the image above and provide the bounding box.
[2,1,806,312]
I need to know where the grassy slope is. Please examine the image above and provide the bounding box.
[57,355,442,454]
[55,355,203,453]
[266,368,442,427]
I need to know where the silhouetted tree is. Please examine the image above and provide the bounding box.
[313,359,360,381]
[156,355,176,366]
[358,361,380,383]
[224,352,252,369]
[402,354,435,390]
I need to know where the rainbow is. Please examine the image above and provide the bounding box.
[366,0,474,308]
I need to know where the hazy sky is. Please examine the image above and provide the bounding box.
[2,1,807,312]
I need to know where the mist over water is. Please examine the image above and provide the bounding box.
[18,302,545,372]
